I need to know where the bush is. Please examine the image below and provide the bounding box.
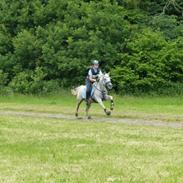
[0,86,13,96]
[0,70,13,96]
[9,71,32,94]
[9,67,60,94]
[0,70,8,86]
[111,28,183,94]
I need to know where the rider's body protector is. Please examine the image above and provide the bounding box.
[87,67,102,83]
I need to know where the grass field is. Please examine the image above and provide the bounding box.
[0,93,183,182]
[0,93,183,121]
[0,115,183,183]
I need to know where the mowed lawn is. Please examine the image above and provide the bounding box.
[0,115,183,183]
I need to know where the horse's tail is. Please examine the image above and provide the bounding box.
[71,87,78,96]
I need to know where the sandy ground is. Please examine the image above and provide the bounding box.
[0,110,182,129]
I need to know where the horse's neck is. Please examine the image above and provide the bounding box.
[96,79,105,91]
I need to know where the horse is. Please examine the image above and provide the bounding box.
[71,73,114,119]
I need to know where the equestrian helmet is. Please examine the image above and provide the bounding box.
[92,60,99,65]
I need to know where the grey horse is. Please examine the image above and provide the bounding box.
[71,73,114,119]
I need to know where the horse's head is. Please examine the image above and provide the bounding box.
[99,73,113,90]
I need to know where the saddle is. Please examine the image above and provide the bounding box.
[82,86,106,101]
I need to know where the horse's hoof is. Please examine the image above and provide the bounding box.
[88,116,92,119]
[110,107,114,111]
[75,113,78,117]
[106,111,111,116]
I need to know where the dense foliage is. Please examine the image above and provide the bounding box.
[0,0,183,94]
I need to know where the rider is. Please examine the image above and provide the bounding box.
[86,60,102,104]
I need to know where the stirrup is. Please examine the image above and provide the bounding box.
[86,98,92,104]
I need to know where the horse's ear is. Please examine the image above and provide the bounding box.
[108,72,110,75]
[103,70,106,74]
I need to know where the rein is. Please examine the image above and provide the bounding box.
[93,83,103,93]
[92,79,107,94]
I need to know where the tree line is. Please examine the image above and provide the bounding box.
[0,0,183,95]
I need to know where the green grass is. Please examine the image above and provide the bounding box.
[0,93,183,122]
[0,94,183,182]
[0,115,183,183]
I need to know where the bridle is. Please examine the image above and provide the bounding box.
[93,75,111,93]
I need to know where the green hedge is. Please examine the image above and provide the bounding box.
[0,0,183,94]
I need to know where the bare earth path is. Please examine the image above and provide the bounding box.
[0,110,183,129]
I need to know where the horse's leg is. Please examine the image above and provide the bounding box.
[110,96,114,111]
[96,98,111,116]
[106,95,114,111]
[75,99,83,117]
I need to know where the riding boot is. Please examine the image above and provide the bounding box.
[86,79,92,105]
[86,91,91,105]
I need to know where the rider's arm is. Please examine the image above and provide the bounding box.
[88,70,96,83]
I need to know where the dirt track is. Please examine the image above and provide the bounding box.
[0,110,183,129]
